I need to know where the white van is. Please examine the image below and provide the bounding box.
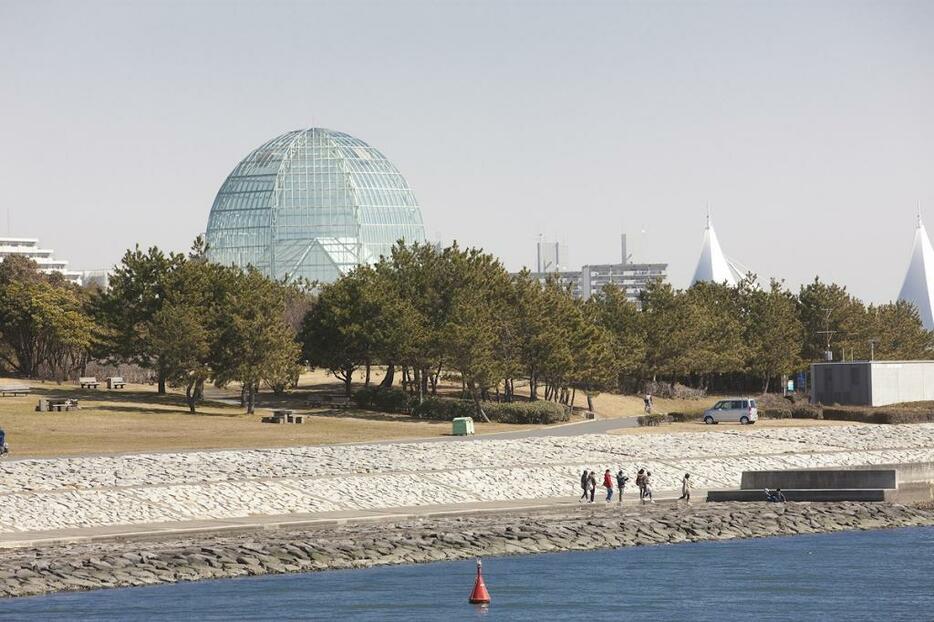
[703,398,758,425]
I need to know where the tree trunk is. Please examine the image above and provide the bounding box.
[343,368,353,397]
[468,382,491,423]
[158,371,166,395]
[430,363,442,395]
[586,392,594,412]
[529,373,538,401]
[763,376,770,393]
[380,364,395,388]
[186,379,204,414]
[570,388,576,408]
[364,361,371,387]
[420,368,429,399]
[246,382,256,414]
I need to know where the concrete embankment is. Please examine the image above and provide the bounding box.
[2,501,932,599]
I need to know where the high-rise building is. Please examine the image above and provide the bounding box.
[205,128,427,284]
[536,237,569,273]
[898,213,934,330]
[523,233,667,304]
[0,237,82,283]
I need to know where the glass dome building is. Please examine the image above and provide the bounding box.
[205,128,427,283]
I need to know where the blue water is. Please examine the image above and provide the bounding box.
[2,527,932,621]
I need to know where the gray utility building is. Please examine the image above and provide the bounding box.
[811,360,934,407]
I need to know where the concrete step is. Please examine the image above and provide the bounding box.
[707,488,892,503]
[740,469,897,491]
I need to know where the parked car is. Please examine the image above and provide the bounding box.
[703,398,758,425]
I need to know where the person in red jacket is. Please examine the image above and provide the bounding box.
[603,469,614,502]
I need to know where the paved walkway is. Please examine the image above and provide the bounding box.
[204,384,640,444]
[380,415,640,445]
[0,493,693,550]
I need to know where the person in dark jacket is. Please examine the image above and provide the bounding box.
[588,471,597,503]
[0,427,7,455]
[615,470,629,504]
[635,468,646,501]
[580,469,590,502]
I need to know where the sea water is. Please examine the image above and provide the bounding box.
[2,527,932,621]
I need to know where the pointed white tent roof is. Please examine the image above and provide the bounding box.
[691,213,744,286]
[897,214,934,330]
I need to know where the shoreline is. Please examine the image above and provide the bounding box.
[2,501,932,600]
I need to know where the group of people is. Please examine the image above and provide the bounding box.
[579,468,692,505]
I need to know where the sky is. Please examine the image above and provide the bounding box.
[1,0,932,302]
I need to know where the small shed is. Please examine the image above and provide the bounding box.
[811,360,934,407]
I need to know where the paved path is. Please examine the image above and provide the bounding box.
[379,415,640,445]
[0,493,691,550]
[204,384,641,443]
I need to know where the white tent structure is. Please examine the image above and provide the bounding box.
[691,213,745,286]
[897,214,934,330]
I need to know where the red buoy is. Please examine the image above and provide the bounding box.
[468,559,491,605]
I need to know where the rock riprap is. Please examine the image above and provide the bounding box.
[1,502,932,599]
[1,424,933,534]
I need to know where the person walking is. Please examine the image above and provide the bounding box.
[603,469,614,503]
[588,470,597,503]
[643,471,655,504]
[615,469,629,504]
[635,468,646,503]
[643,393,653,414]
[679,473,691,504]
[579,469,590,502]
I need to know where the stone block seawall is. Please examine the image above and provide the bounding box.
[3,424,934,537]
[1,502,932,599]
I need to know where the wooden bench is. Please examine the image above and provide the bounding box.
[0,385,30,397]
[36,398,80,412]
[79,377,99,389]
[107,377,126,389]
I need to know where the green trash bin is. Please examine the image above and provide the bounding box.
[452,416,475,436]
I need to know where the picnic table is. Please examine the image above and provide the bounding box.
[262,409,305,424]
[107,377,126,389]
[79,377,99,389]
[36,397,80,412]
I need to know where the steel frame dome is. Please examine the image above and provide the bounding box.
[205,128,426,283]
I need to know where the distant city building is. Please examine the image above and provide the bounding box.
[581,261,667,303]
[536,237,569,273]
[205,128,427,284]
[0,237,82,284]
[80,269,111,290]
[691,213,745,286]
[525,269,584,299]
[522,234,667,304]
[897,213,934,330]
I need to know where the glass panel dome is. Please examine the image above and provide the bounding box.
[205,128,426,283]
